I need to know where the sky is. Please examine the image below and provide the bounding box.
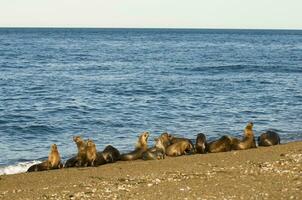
[0,0,301,29]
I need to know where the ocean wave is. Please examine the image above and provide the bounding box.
[0,160,41,175]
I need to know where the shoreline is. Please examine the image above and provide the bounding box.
[1,141,301,199]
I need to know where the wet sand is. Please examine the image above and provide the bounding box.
[0,141,301,200]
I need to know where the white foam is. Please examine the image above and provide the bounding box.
[0,161,42,175]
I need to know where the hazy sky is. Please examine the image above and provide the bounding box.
[0,0,301,29]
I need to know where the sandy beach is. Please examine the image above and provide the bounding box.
[0,141,301,200]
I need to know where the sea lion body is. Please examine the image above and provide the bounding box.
[159,132,171,148]
[27,144,62,172]
[195,133,207,154]
[206,135,233,153]
[86,139,97,166]
[169,135,195,153]
[143,137,166,160]
[231,122,257,150]
[102,145,120,163]
[27,161,49,172]
[120,132,150,161]
[64,156,78,168]
[48,144,62,168]
[73,136,87,167]
[166,140,194,157]
[258,130,280,146]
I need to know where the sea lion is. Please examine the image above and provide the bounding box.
[158,132,171,148]
[27,161,50,172]
[142,137,166,160]
[48,144,63,169]
[64,156,77,168]
[86,139,97,166]
[103,145,120,163]
[27,144,62,172]
[169,134,195,152]
[73,136,87,167]
[166,140,194,157]
[120,131,149,161]
[195,133,207,154]
[231,122,257,150]
[206,135,233,153]
[258,130,280,146]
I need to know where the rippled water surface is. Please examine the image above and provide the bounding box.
[0,28,302,168]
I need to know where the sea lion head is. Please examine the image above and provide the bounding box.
[140,131,150,143]
[87,139,96,148]
[51,144,58,151]
[73,136,83,143]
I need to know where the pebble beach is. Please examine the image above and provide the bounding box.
[0,141,301,200]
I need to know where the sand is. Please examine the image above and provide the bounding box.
[0,141,301,200]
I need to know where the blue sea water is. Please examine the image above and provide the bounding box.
[0,28,302,174]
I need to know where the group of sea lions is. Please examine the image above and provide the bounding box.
[27,122,281,172]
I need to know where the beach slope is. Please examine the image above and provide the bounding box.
[0,141,301,200]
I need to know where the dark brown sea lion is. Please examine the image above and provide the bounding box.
[231,122,257,150]
[206,135,233,153]
[258,130,280,146]
[27,161,50,172]
[120,131,150,161]
[102,145,120,163]
[86,139,97,166]
[64,156,77,168]
[27,144,63,172]
[195,133,207,154]
[142,137,166,160]
[166,140,194,157]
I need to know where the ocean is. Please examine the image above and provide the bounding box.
[0,28,301,175]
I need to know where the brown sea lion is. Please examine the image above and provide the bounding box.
[120,131,149,161]
[73,136,87,167]
[86,139,97,166]
[158,132,171,148]
[169,134,195,152]
[258,130,280,146]
[102,145,120,163]
[195,133,207,154]
[27,144,62,172]
[142,137,166,160]
[27,161,49,172]
[206,135,233,153]
[64,156,77,168]
[231,122,257,150]
[166,140,194,157]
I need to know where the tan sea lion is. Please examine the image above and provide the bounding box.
[142,137,166,160]
[158,132,171,148]
[206,135,233,153]
[195,133,207,154]
[48,144,63,169]
[258,130,280,146]
[120,131,149,161]
[169,134,195,152]
[27,144,62,172]
[73,136,87,167]
[86,139,97,166]
[231,122,257,150]
[166,140,194,157]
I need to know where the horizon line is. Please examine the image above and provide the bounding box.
[0,26,302,31]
